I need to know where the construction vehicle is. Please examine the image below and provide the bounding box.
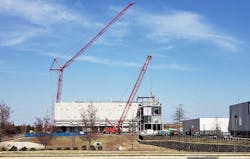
[104,55,152,133]
[103,118,118,134]
[50,2,134,103]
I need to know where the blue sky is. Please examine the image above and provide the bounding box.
[0,0,250,124]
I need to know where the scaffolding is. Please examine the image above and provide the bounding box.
[137,96,163,133]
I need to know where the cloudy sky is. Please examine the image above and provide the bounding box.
[0,0,250,124]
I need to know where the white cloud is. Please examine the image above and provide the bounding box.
[0,0,130,47]
[135,10,241,52]
[0,27,46,46]
[101,6,242,51]
[150,64,195,71]
[46,52,192,71]
[46,52,140,68]
[0,0,96,46]
[0,0,86,26]
[0,1,242,51]
[80,55,194,71]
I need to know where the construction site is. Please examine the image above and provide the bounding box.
[0,2,167,153]
[2,1,250,158]
[49,2,163,135]
[55,96,163,134]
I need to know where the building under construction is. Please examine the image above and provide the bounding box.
[54,96,163,133]
[51,3,163,134]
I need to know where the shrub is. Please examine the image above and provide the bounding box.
[0,147,7,151]
[30,148,36,151]
[89,145,95,150]
[56,147,62,150]
[9,146,17,151]
[64,147,71,150]
[97,146,103,150]
[20,147,27,151]
[48,148,54,150]
[73,147,79,150]
[81,145,87,150]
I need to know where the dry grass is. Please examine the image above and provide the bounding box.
[17,134,176,151]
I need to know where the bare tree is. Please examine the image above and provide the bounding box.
[129,118,137,150]
[172,104,186,150]
[80,103,97,149]
[0,101,12,142]
[173,104,186,133]
[34,115,54,149]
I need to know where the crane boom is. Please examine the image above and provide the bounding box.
[63,2,134,69]
[50,2,135,103]
[117,55,152,130]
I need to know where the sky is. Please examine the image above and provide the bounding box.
[0,0,250,124]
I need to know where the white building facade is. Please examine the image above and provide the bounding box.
[55,101,139,132]
[54,96,163,133]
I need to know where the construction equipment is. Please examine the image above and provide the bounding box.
[50,2,135,103]
[104,55,152,133]
[103,118,118,134]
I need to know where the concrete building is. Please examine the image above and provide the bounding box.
[183,118,229,135]
[55,101,138,132]
[137,96,163,132]
[54,96,163,133]
[229,101,250,137]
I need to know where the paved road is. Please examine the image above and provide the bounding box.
[1,155,250,159]
[0,153,250,159]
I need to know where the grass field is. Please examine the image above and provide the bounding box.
[16,134,177,151]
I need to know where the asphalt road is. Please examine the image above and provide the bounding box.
[1,153,250,159]
[1,156,250,159]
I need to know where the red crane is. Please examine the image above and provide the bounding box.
[50,2,135,103]
[104,55,152,133]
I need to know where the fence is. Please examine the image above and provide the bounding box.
[24,132,86,137]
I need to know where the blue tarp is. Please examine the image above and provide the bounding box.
[24,132,85,137]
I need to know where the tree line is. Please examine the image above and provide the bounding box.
[0,101,36,141]
[0,100,98,150]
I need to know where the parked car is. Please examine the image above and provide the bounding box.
[193,131,201,137]
[222,132,233,140]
